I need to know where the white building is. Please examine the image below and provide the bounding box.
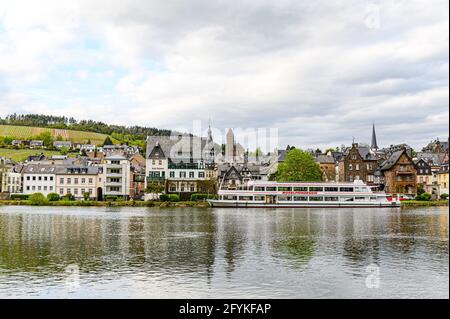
[22,165,57,196]
[1,169,23,194]
[101,154,131,198]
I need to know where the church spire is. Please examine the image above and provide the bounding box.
[371,122,378,150]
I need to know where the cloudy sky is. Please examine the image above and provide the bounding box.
[0,0,448,150]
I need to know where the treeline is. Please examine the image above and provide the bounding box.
[0,113,172,140]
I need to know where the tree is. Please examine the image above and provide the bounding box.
[102,136,114,146]
[34,131,53,148]
[29,193,48,206]
[276,148,323,182]
[47,193,60,201]
[145,182,165,199]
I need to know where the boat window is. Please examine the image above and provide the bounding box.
[340,187,354,192]
[309,187,323,192]
[325,196,339,201]
[266,187,276,191]
[325,187,339,192]
[354,187,367,192]
[224,195,237,200]
[293,196,308,201]
[355,197,366,201]
[370,196,377,201]
[293,187,308,191]
[254,186,265,191]
[278,186,292,191]
[309,196,323,201]
[239,196,253,201]
[277,195,292,201]
[254,196,265,201]
[247,186,253,191]
[341,196,354,201]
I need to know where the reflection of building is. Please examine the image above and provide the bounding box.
[380,148,417,196]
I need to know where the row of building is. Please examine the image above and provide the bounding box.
[1,124,449,200]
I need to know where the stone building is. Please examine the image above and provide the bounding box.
[379,149,417,196]
[339,143,379,185]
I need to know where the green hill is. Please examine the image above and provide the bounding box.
[0,124,114,145]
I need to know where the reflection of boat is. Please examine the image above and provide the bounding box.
[208,180,401,208]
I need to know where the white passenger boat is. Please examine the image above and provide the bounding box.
[208,180,400,208]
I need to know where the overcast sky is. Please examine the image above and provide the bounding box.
[0,0,448,150]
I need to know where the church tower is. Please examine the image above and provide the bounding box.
[225,128,235,162]
[371,122,379,151]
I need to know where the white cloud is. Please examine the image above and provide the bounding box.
[0,0,448,150]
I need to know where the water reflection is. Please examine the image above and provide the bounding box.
[0,206,448,298]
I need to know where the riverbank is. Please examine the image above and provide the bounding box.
[0,200,210,208]
[401,200,449,207]
[1,199,448,208]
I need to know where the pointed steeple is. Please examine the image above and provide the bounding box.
[207,118,213,143]
[371,122,378,150]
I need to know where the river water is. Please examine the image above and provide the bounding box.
[0,205,448,299]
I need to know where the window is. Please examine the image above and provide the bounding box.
[309,187,323,192]
[170,171,175,178]
[59,188,64,195]
[254,186,265,191]
[170,186,176,192]
[159,160,162,165]
[189,172,194,178]
[89,189,92,195]
[38,176,42,181]
[293,186,308,191]
[180,172,186,178]
[367,164,372,170]
[277,195,291,201]
[355,164,360,171]
[255,195,265,201]
[43,186,47,191]
[60,178,64,184]
[266,187,276,191]
[74,178,78,184]
[355,196,366,201]
[198,172,205,178]
[38,186,41,190]
[88,178,93,184]
[325,196,339,201]
[32,176,36,181]
[27,176,30,181]
[67,178,71,184]
[81,178,86,184]
[32,186,36,190]
[49,176,53,181]
[349,164,353,171]
[190,185,195,192]
[309,196,323,201]
[293,196,308,201]
[325,187,338,192]
[44,176,48,181]
[74,188,78,195]
[340,187,354,192]
[81,188,85,194]
[111,160,120,165]
[27,186,30,190]
[278,186,292,191]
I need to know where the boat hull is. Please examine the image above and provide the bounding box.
[207,200,401,208]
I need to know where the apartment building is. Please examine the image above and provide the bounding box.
[102,154,131,199]
[55,166,102,199]
[22,165,57,196]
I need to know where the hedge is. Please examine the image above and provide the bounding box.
[10,194,29,200]
[190,193,216,201]
[159,194,180,202]
[47,193,60,201]
[104,195,118,201]
[416,193,431,201]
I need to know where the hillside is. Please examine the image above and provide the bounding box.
[0,148,78,162]
[0,124,114,145]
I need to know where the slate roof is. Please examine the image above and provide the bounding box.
[315,155,336,164]
[54,165,100,175]
[379,150,409,171]
[343,145,378,161]
[146,135,215,163]
[22,165,57,174]
[416,152,446,166]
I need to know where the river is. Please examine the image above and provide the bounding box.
[0,205,448,298]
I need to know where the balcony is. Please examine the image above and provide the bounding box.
[147,176,166,182]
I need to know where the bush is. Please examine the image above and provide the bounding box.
[104,195,118,201]
[29,193,48,206]
[190,193,216,201]
[10,194,29,200]
[83,192,90,201]
[47,193,60,201]
[62,193,75,201]
[440,193,449,200]
[416,193,432,201]
[159,194,180,202]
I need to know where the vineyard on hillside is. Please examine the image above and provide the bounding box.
[0,124,113,145]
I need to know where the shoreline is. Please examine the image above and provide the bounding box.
[0,199,448,208]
